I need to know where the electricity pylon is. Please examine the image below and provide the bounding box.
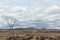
[3,16,17,37]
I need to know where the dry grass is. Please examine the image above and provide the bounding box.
[0,30,60,40]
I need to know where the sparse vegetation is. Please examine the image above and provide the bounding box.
[0,30,60,40]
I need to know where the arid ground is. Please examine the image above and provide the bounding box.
[0,30,60,40]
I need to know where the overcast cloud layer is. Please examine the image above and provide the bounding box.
[0,0,60,29]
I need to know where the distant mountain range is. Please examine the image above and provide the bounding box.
[14,27,39,30]
[0,27,59,30]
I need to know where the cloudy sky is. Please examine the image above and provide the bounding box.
[0,0,60,29]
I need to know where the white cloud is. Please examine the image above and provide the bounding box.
[40,0,51,2]
[0,3,8,12]
[0,1,60,29]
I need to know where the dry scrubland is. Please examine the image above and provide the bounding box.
[0,30,60,40]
